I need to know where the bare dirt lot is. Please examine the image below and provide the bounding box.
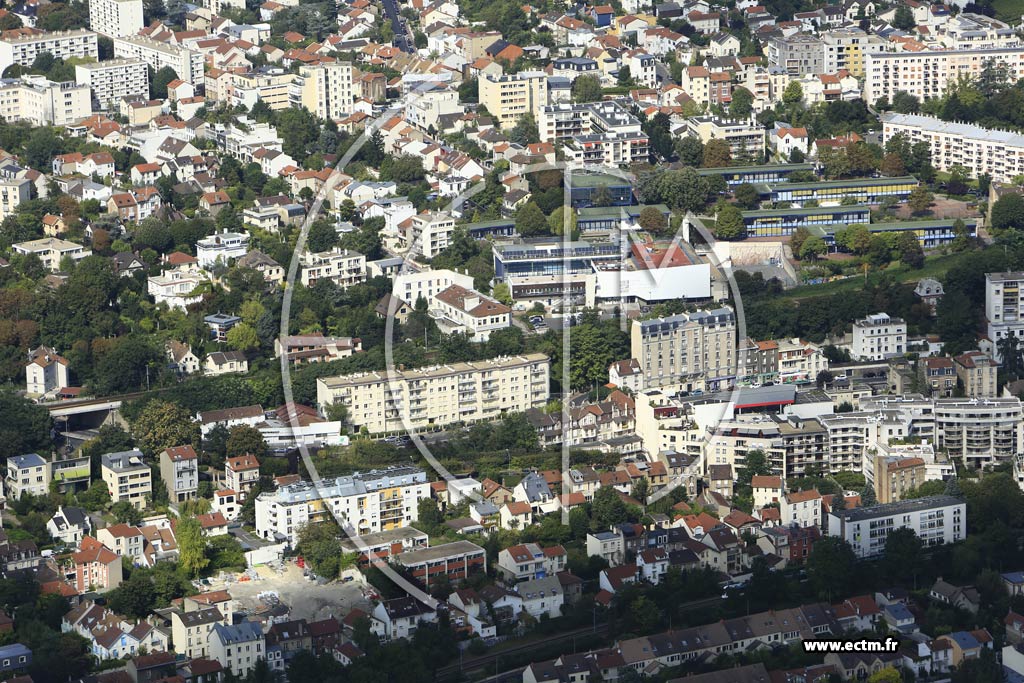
[220,563,372,622]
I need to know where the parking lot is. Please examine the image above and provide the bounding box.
[221,562,372,622]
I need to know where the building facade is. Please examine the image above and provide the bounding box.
[630,309,737,391]
[827,495,966,558]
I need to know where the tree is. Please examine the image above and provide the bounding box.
[591,485,629,530]
[226,322,259,353]
[547,206,577,236]
[806,537,857,600]
[416,497,444,535]
[789,226,811,256]
[990,193,1024,232]
[884,527,923,586]
[892,4,915,30]
[572,75,603,103]
[782,80,804,107]
[891,91,920,113]
[729,87,754,119]
[176,516,208,578]
[306,219,338,253]
[130,400,199,456]
[112,501,143,525]
[880,152,906,177]
[951,647,1003,683]
[908,185,933,215]
[617,65,633,87]
[675,136,704,166]
[702,139,732,168]
[866,669,902,683]
[225,425,268,459]
[515,202,548,237]
[0,389,51,459]
[897,232,925,269]
[296,521,344,579]
[860,483,877,506]
[78,480,111,510]
[736,449,770,487]
[509,113,540,145]
[715,204,745,239]
[637,206,667,231]
[799,235,827,260]
[653,168,711,212]
[836,223,872,255]
[150,66,179,100]
[732,183,760,210]
[816,370,834,388]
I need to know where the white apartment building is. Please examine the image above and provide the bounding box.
[148,270,206,310]
[101,450,152,510]
[209,623,265,677]
[75,59,149,110]
[88,0,143,38]
[937,12,1018,49]
[171,608,226,661]
[630,309,737,391]
[405,212,456,258]
[882,112,1024,184]
[6,453,50,500]
[293,62,354,121]
[226,70,293,111]
[254,466,430,543]
[405,89,461,132]
[478,72,548,128]
[317,354,551,434]
[159,446,198,503]
[297,248,366,289]
[827,495,966,558]
[392,268,474,307]
[776,338,829,384]
[986,272,1024,348]
[0,177,31,221]
[538,101,639,142]
[25,345,69,396]
[684,116,766,159]
[432,284,511,342]
[0,76,92,127]
[225,454,260,501]
[780,489,823,528]
[864,47,1024,106]
[196,230,250,267]
[0,30,98,74]
[851,312,906,361]
[113,35,204,85]
[935,397,1024,469]
[12,237,91,272]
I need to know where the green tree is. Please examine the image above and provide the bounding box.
[799,235,827,260]
[732,183,760,210]
[130,400,199,456]
[0,389,51,459]
[729,87,754,119]
[892,4,915,30]
[515,202,548,237]
[861,482,877,505]
[416,497,444,535]
[509,113,540,145]
[176,516,208,578]
[897,232,924,269]
[572,75,603,103]
[150,66,179,99]
[737,449,771,487]
[991,193,1024,232]
[296,521,344,579]
[782,80,803,106]
[617,65,633,87]
[715,204,745,239]
[866,669,902,683]
[548,206,578,236]
[112,501,143,524]
[702,139,732,168]
[637,206,667,231]
[806,537,857,600]
[908,185,933,215]
[225,425,268,459]
[674,136,704,166]
[78,480,111,510]
[306,219,338,253]
[884,527,923,586]
[226,322,260,353]
[591,485,629,530]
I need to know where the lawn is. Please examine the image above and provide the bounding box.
[992,0,1024,22]
[778,251,969,300]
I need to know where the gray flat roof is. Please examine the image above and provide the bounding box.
[835,495,963,522]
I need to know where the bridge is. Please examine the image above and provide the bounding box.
[42,390,153,427]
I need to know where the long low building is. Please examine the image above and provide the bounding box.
[741,204,872,238]
[810,217,978,249]
[758,176,919,207]
[392,540,487,588]
[316,354,551,435]
[827,495,966,558]
[882,112,1024,183]
[697,162,816,186]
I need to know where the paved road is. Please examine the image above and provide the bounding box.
[380,0,413,52]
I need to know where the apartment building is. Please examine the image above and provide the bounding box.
[227,69,294,111]
[158,446,198,503]
[225,454,260,501]
[882,112,1024,183]
[316,354,551,434]
[865,48,1024,107]
[767,34,824,75]
[953,351,998,397]
[630,309,736,391]
[986,272,1024,349]
[393,540,487,588]
[297,248,365,289]
[12,237,91,272]
[196,230,250,267]
[6,453,49,500]
[75,59,149,110]
[538,100,642,142]
[851,312,906,361]
[392,268,474,307]
[566,129,650,168]
[171,607,226,660]
[938,12,1018,49]
[432,284,511,342]
[827,495,966,558]
[873,455,928,505]
[478,72,548,128]
[683,116,766,159]
[88,0,143,37]
[0,176,29,223]
[0,76,92,127]
[101,450,152,510]
[0,30,98,74]
[113,35,204,85]
[25,345,69,397]
[293,62,354,121]
[935,397,1024,469]
[820,28,881,77]
[209,623,265,677]
[254,466,430,543]
[404,212,456,259]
